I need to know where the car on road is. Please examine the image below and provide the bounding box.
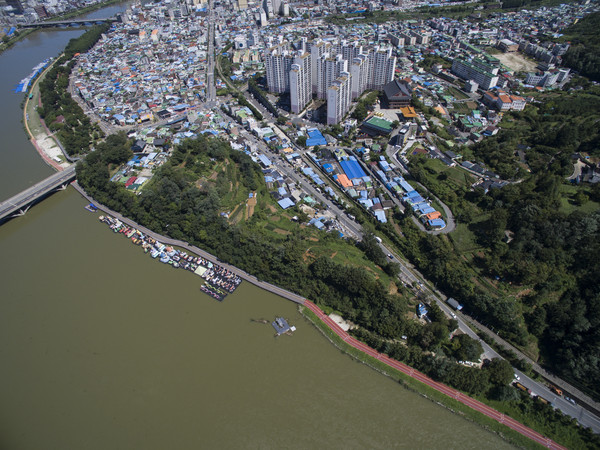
[565,396,577,405]
[387,254,394,259]
[514,373,521,381]
[451,312,457,319]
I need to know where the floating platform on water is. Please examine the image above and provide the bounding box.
[272,317,295,335]
[84,203,98,212]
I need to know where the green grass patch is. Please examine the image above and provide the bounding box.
[450,221,487,254]
[558,183,600,214]
[452,102,472,114]
[447,86,470,100]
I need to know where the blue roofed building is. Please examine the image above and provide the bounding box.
[399,179,414,193]
[374,210,387,223]
[277,198,295,209]
[339,157,367,180]
[257,154,272,167]
[305,128,327,147]
[428,218,446,229]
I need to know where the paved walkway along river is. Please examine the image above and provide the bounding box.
[72,181,306,305]
[303,299,567,450]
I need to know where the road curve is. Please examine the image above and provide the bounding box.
[303,300,567,450]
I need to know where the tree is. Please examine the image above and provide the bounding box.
[296,135,307,147]
[450,333,483,362]
[485,358,514,386]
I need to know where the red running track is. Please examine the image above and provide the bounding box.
[304,300,566,450]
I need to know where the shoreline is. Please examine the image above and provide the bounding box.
[18,21,582,450]
[0,0,124,56]
[22,55,69,172]
[300,303,563,450]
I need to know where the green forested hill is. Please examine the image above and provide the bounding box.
[561,11,600,82]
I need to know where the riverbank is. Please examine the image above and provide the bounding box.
[28,77,572,450]
[23,55,69,172]
[300,302,563,450]
[72,181,306,305]
[19,19,589,449]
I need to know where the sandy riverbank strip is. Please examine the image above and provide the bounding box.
[22,57,71,172]
[328,313,354,331]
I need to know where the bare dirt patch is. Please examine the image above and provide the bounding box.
[302,248,314,263]
[365,266,379,280]
[246,192,257,220]
[516,288,533,298]
[273,228,291,235]
[330,251,338,259]
[494,52,538,73]
[267,205,277,213]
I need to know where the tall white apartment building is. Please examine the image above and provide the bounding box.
[290,52,311,114]
[336,40,363,63]
[367,46,396,91]
[327,72,351,125]
[317,53,347,99]
[264,46,294,93]
[263,0,281,17]
[310,40,330,94]
[350,54,368,100]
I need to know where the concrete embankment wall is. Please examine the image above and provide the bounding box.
[72,181,306,305]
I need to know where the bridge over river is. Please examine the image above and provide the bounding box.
[0,165,76,223]
[20,17,117,28]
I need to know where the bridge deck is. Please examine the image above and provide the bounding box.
[0,165,76,222]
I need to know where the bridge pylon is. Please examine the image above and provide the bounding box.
[14,205,31,217]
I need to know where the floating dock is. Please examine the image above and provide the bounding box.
[272,317,295,335]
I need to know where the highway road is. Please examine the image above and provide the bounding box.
[205,0,216,104]
[377,239,600,432]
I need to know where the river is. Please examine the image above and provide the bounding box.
[0,5,514,449]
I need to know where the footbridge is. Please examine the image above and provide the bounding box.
[0,165,76,223]
[21,17,117,28]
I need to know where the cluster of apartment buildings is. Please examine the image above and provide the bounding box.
[263,38,396,124]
